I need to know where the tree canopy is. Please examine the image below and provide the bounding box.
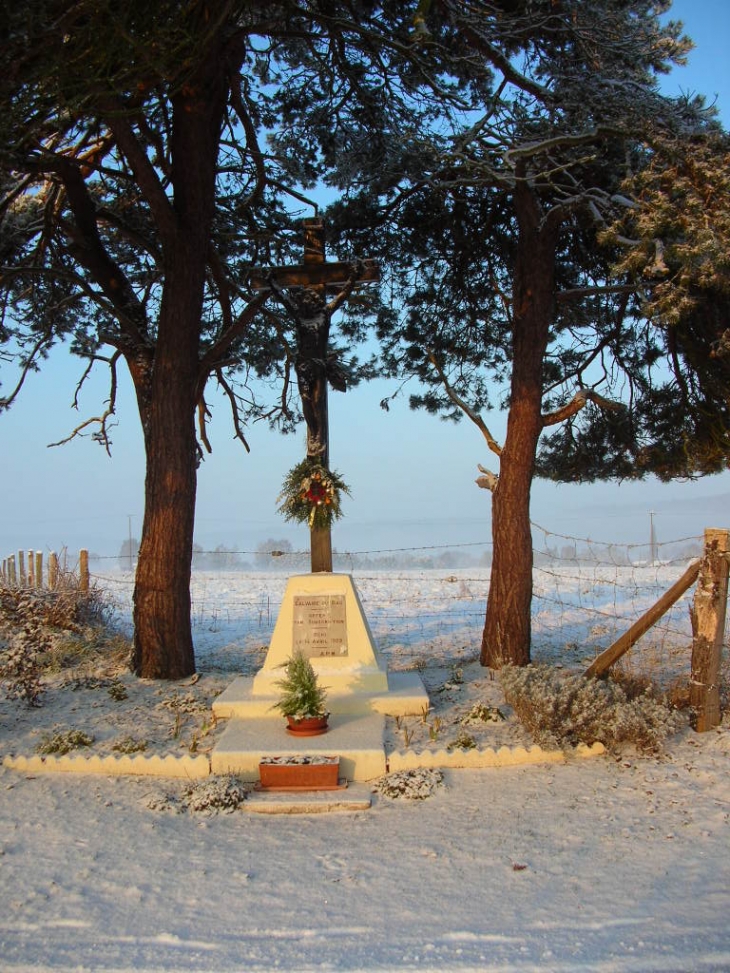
[1,0,728,675]
[0,0,492,676]
[325,0,730,665]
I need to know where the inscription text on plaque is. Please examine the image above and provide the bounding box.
[293,594,348,658]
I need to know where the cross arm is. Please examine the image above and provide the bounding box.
[248,258,379,291]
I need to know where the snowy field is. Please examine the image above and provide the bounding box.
[1,565,729,973]
[97,559,703,678]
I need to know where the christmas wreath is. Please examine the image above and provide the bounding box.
[277,458,350,529]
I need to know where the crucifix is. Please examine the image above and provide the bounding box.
[249,219,379,572]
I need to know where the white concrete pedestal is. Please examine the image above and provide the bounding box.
[251,573,389,696]
[211,573,429,781]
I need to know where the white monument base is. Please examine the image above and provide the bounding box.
[213,669,429,719]
[213,573,429,720]
[251,573,389,697]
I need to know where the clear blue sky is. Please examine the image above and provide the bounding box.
[3,0,730,562]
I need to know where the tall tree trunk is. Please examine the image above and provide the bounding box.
[481,187,557,668]
[130,61,227,678]
[131,241,203,678]
[132,357,198,678]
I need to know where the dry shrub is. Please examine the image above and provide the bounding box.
[0,577,129,705]
[36,728,95,755]
[499,664,682,753]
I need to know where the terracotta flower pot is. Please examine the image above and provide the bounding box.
[285,714,329,736]
[258,755,340,791]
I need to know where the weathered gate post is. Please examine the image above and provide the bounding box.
[79,549,90,593]
[690,527,729,732]
[48,552,59,590]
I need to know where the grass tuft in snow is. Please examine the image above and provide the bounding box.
[461,702,506,725]
[499,664,682,753]
[111,735,148,755]
[36,728,95,755]
[447,728,477,751]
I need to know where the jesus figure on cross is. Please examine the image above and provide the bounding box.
[250,219,379,572]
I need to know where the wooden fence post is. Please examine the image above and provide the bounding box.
[79,549,90,592]
[690,528,729,732]
[48,552,59,590]
[18,550,26,586]
[35,551,43,588]
[27,550,34,587]
[8,555,16,585]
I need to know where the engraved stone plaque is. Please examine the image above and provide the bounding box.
[292,593,348,658]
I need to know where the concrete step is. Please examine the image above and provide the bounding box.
[212,670,428,719]
[244,784,372,815]
[211,711,387,782]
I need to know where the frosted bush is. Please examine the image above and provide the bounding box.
[499,664,681,753]
[0,588,52,705]
[0,579,124,705]
[0,638,44,706]
[373,769,444,800]
[183,776,248,813]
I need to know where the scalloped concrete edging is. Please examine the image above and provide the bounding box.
[386,741,605,772]
[2,741,605,780]
[3,752,211,778]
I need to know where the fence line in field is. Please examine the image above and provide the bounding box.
[83,528,723,688]
[1,549,90,591]
[6,529,726,700]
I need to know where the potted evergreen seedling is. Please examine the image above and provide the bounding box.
[273,651,329,735]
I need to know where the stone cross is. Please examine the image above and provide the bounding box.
[249,219,379,572]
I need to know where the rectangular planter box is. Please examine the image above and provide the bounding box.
[258,755,341,791]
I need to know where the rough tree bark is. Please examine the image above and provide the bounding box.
[130,69,227,679]
[481,182,557,668]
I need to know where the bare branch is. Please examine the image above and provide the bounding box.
[105,108,177,243]
[196,291,269,394]
[197,397,213,454]
[541,388,625,428]
[555,283,637,303]
[48,351,122,455]
[54,157,151,350]
[215,368,251,452]
[504,127,623,167]
[229,78,267,210]
[0,334,52,409]
[428,351,503,456]
[476,465,499,492]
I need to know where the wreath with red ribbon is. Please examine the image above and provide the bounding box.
[277,459,350,529]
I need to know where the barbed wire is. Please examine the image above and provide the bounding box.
[86,522,704,565]
[4,526,723,688]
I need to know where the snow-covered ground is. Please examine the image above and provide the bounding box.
[1,566,729,973]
